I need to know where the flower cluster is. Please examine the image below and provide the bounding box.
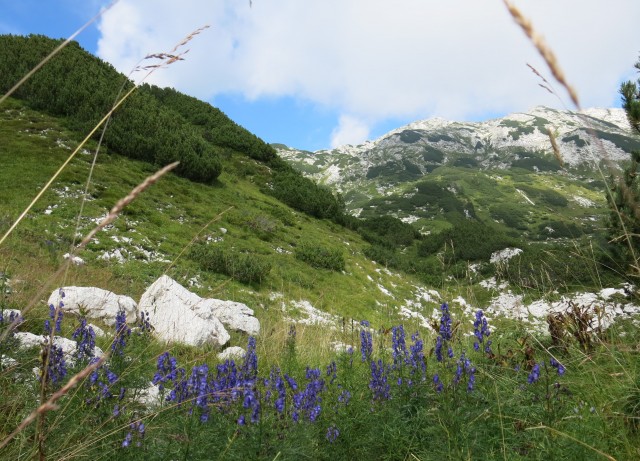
[550,358,566,376]
[369,359,390,401]
[408,332,426,383]
[453,352,476,392]
[264,367,287,414]
[44,297,64,335]
[0,309,23,337]
[42,344,67,386]
[473,310,492,355]
[154,337,264,425]
[72,318,96,363]
[433,374,444,393]
[112,309,131,356]
[326,424,340,443]
[87,358,120,405]
[240,336,258,381]
[153,352,180,392]
[435,303,454,362]
[527,363,541,384]
[292,367,325,422]
[360,320,372,362]
[391,325,408,369]
[136,311,153,335]
[122,419,145,448]
[127,304,573,447]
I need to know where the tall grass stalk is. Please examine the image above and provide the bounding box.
[505,0,640,279]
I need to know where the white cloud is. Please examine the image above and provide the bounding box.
[330,115,370,148]
[96,0,640,139]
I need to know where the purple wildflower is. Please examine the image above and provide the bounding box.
[153,352,179,392]
[326,424,340,443]
[435,336,444,362]
[122,419,145,448]
[409,332,426,381]
[550,358,566,376]
[72,318,96,362]
[112,309,130,356]
[240,336,258,381]
[360,325,373,362]
[86,359,120,405]
[473,310,492,355]
[284,373,298,391]
[528,363,541,384]
[292,367,325,423]
[43,344,67,386]
[369,359,390,401]
[136,311,153,335]
[44,300,64,335]
[391,325,408,368]
[338,389,351,406]
[326,361,337,384]
[433,374,443,393]
[439,303,452,341]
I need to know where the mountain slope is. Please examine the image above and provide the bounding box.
[278,106,634,193]
[277,107,636,242]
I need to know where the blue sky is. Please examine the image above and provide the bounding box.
[2,0,639,152]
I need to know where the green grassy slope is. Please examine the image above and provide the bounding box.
[0,97,439,335]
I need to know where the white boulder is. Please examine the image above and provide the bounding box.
[14,332,104,366]
[195,299,260,336]
[217,346,246,361]
[136,382,163,407]
[47,287,137,326]
[138,275,230,347]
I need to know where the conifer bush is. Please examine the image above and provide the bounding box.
[294,242,345,272]
[189,243,272,284]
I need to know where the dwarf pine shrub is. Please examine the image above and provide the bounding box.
[294,242,345,271]
[190,243,272,284]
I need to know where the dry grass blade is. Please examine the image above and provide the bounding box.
[503,0,580,108]
[525,425,616,460]
[0,356,107,450]
[547,127,564,168]
[0,0,119,107]
[527,63,550,85]
[137,25,209,72]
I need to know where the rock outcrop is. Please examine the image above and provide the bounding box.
[138,275,231,347]
[47,287,137,326]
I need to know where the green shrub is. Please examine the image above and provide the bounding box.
[425,220,518,262]
[295,242,345,271]
[490,204,528,230]
[500,243,600,290]
[190,244,271,284]
[269,170,345,221]
[358,216,418,248]
[538,220,583,239]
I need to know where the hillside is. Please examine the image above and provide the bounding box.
[0,95,429,331]
[0,34,637,331]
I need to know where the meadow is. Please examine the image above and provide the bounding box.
[1,2,640,460]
